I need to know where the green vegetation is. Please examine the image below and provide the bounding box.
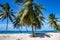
[0,0,60,37]
[48,13,60,30]
[14,0,45,37]
[0,3,15,32]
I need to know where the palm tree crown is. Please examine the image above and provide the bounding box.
[0,3,15,31]
[14,0,45,36]
[14,0,45,27]
[48,13,59,30]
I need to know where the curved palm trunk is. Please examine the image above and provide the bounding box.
[6,17,8,32]
[32,25,35,37]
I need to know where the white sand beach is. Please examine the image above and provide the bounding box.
[0,33,60,40]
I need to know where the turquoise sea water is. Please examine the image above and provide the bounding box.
[0,30,58,34]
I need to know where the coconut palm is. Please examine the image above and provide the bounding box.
[0,3,15,32]
[48,13,60,30]
[57,25,60,31]
[14,0,45,37]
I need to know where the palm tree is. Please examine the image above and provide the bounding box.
[48,13,60,30]
[14,0,45,37]
[57,25,60,31]
[0,3,15,32]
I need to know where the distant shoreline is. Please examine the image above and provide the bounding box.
[0,30,59,34]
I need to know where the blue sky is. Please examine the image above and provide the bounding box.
[0,0,60,31]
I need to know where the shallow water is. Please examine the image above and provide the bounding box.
[0,30,58,34]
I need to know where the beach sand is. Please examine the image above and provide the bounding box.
[0,32,60,40]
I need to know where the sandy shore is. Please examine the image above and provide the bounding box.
[0,32,60,40]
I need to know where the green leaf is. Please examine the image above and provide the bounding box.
[0,10,2,12]
[9,15,13,22]
[0,14,5,19]
[0,10,3,12]
[0,4,3,7]
[10,13,15,18]
[16,8,25,17]
[2,15,6,21]
[20,9,28,22]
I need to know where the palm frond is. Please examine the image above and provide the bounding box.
[0,10,3,12]
[16,8,25,18]
[0,4,3,7]
[14,0,45,30]
[33,3,45,15]
[10,13,15,18]
[8,15,13,22]
[2,15,6,21]
[24,0,32,6]
[0,13,5,19]
[14,0,25,6]
[20,9,28,24]
[3,3,10,12]
[33,3,46,10]
[48,13,60,30]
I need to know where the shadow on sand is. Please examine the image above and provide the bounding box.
[29,33,53,38]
